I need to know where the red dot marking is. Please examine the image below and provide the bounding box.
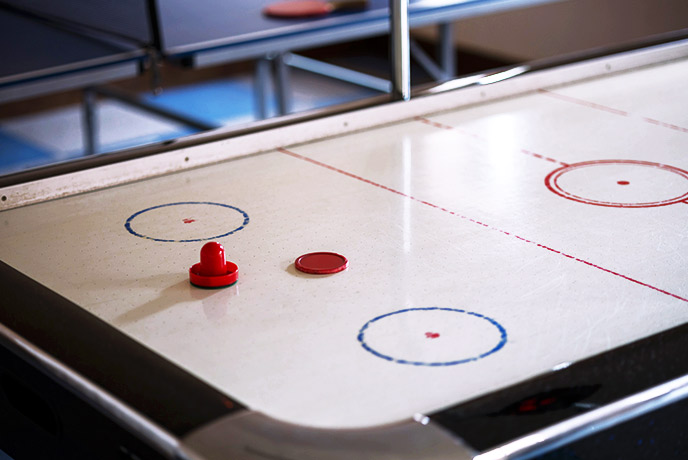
[425,332,440,339]
[617,180,630,185]
[183,218,196,224]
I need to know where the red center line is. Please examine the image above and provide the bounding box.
[642,117,688,134]
[278,147,688,304]
[538,89,688,134]
[415,117,569,167]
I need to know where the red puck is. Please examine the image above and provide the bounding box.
[189,242,238,288]
[295,252,348,274]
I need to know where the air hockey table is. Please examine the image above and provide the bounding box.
[1,36,688,460]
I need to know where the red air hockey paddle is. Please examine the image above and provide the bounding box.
[189,242,238,288]
[263,0,367,18]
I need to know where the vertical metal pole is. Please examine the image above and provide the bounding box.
[145,0,163,94]
[254,57,271,119]
[145,0,163,51]
[274,53,291,116]
[82,88,97,155]
[439,22,455,80]
[390,0,410,101]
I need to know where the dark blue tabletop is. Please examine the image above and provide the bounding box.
[0,0,556,96]
[1,0,557,58]
[0,0,152,45]
[159,0,417,54]
[0,5,144,87]
[156,0,548,56]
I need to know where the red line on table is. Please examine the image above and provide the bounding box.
[538,89,688,133]
[415,118,454,131]
[537,89,630,116]
[415,116,569,167]
[518,149,568,166]
[642,117,688,134]
[278,147,688,304]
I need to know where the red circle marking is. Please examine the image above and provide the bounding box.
[295,252,348,274]
[545,160,688,208]
[617,180,630,186]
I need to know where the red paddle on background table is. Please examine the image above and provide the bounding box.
[263,0,368,18]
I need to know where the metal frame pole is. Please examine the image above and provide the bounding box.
[274,53,292,116]
[254,57,272,119]
[389,0,410,101]
[82,87,97,155]
[439,22,455,80]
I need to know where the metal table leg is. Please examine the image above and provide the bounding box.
[254,57,272,120]
[82,87,97,156]
[439,22,455,80]
[274,53,292,116]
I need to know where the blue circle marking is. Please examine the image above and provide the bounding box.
[357,307,507,367]
[124,201,249,243]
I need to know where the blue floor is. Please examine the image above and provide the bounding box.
[142,78,258,126]
[0,130,56,176]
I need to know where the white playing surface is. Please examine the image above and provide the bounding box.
[1,57,687,429]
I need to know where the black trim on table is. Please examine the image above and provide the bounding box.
[2,256,688,456]
[430,319,688,451]
[0,260,246,438]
